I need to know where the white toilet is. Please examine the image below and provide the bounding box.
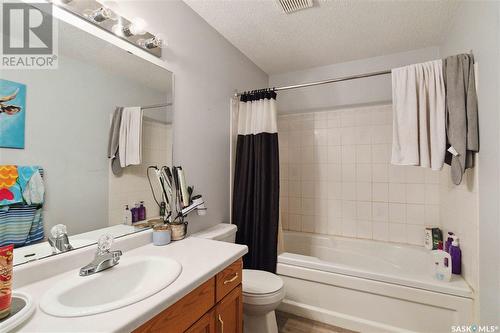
[192,223,285,333]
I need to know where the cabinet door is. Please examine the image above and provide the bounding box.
[185,309,216,333]
[215,285,242,333]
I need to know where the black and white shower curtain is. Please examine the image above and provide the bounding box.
[232,90,280,273]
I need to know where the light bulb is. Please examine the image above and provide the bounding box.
[112,18,147,37]
[128,18,147,36]
[83,7,117,23]
[137,36,162,49]
[111,23,125,37]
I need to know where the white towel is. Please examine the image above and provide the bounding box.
[119,107,143,167]
[391,60,446,171]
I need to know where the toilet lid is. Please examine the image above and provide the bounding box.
[242,269,284,295]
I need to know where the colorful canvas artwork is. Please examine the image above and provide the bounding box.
[0,79,26,149]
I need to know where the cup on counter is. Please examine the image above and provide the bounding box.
[170,221,188,241]
[152,224,172,246]
[0,244,14,319]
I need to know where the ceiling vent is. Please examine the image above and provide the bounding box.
[276,0,313,14]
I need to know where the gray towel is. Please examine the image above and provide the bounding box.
[108,107,124,176]
[443,54,479,185]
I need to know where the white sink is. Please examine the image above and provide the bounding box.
[39,255,182,317]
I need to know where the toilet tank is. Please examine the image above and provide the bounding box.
[191,223,237,243]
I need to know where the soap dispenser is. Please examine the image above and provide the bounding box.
[449,236,462,275]
[138,201,146,221]
[123,205,132,225]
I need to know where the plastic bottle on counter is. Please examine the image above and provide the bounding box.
[123,205,132,225]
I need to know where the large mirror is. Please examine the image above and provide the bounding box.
[0,17,173,265]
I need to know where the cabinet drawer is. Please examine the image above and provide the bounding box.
[133,278,215,333]
[215,259,242,302]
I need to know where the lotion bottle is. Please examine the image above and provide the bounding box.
[449,236,462,275]
[123,205,132,225]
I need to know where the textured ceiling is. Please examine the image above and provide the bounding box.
[184,0,460,74]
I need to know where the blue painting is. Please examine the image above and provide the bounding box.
[0,79,26,149]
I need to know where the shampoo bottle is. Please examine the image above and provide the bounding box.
[449,236,462,275]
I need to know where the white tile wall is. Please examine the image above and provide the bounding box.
[279,104,443,245]
[439,163,479,291]
[108,120,172,225]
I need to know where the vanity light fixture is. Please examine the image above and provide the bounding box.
[54,1,163,58]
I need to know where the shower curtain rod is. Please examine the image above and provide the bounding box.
[234,69,392,97]
[141,102,172,110]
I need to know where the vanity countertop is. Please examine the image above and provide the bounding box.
[12,236,248,332]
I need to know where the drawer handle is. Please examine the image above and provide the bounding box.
[218,314,224,333]
[223,273,239,285]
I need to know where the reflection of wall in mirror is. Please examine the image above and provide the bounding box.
[0,52,169,238]
[108,119,172,225]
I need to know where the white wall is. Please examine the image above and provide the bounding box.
[439,164,479,292]
[270,47,439,114]
[439,2,500,325]
[106,1,268,233]
[0,53,166,236]
[108,121,172,225]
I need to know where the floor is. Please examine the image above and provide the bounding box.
[276,311,358,333]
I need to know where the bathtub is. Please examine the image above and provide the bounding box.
[277,231,474,333]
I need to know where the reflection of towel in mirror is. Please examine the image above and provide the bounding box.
[23,170,45,205]
[119,107,143,167]
[391,60,446,170]
[0,166,44,206]
[0,205,44,247]
[443,54,479,185]
[108,107,124,176]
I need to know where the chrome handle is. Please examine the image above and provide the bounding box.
[223,273,238,285]
[218,314,224,333]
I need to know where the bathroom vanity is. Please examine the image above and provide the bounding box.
[11,230,247,332]
[134,258,243,333]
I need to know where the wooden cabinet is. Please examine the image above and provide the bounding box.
[215,259,242,302]
[134,258,243,333]
[215,285,243,333]
[185,309,216,333]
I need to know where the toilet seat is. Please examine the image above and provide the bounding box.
[242,269,285,305]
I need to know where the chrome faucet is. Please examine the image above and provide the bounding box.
[79,234,122,276]
[48,224,73,254]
